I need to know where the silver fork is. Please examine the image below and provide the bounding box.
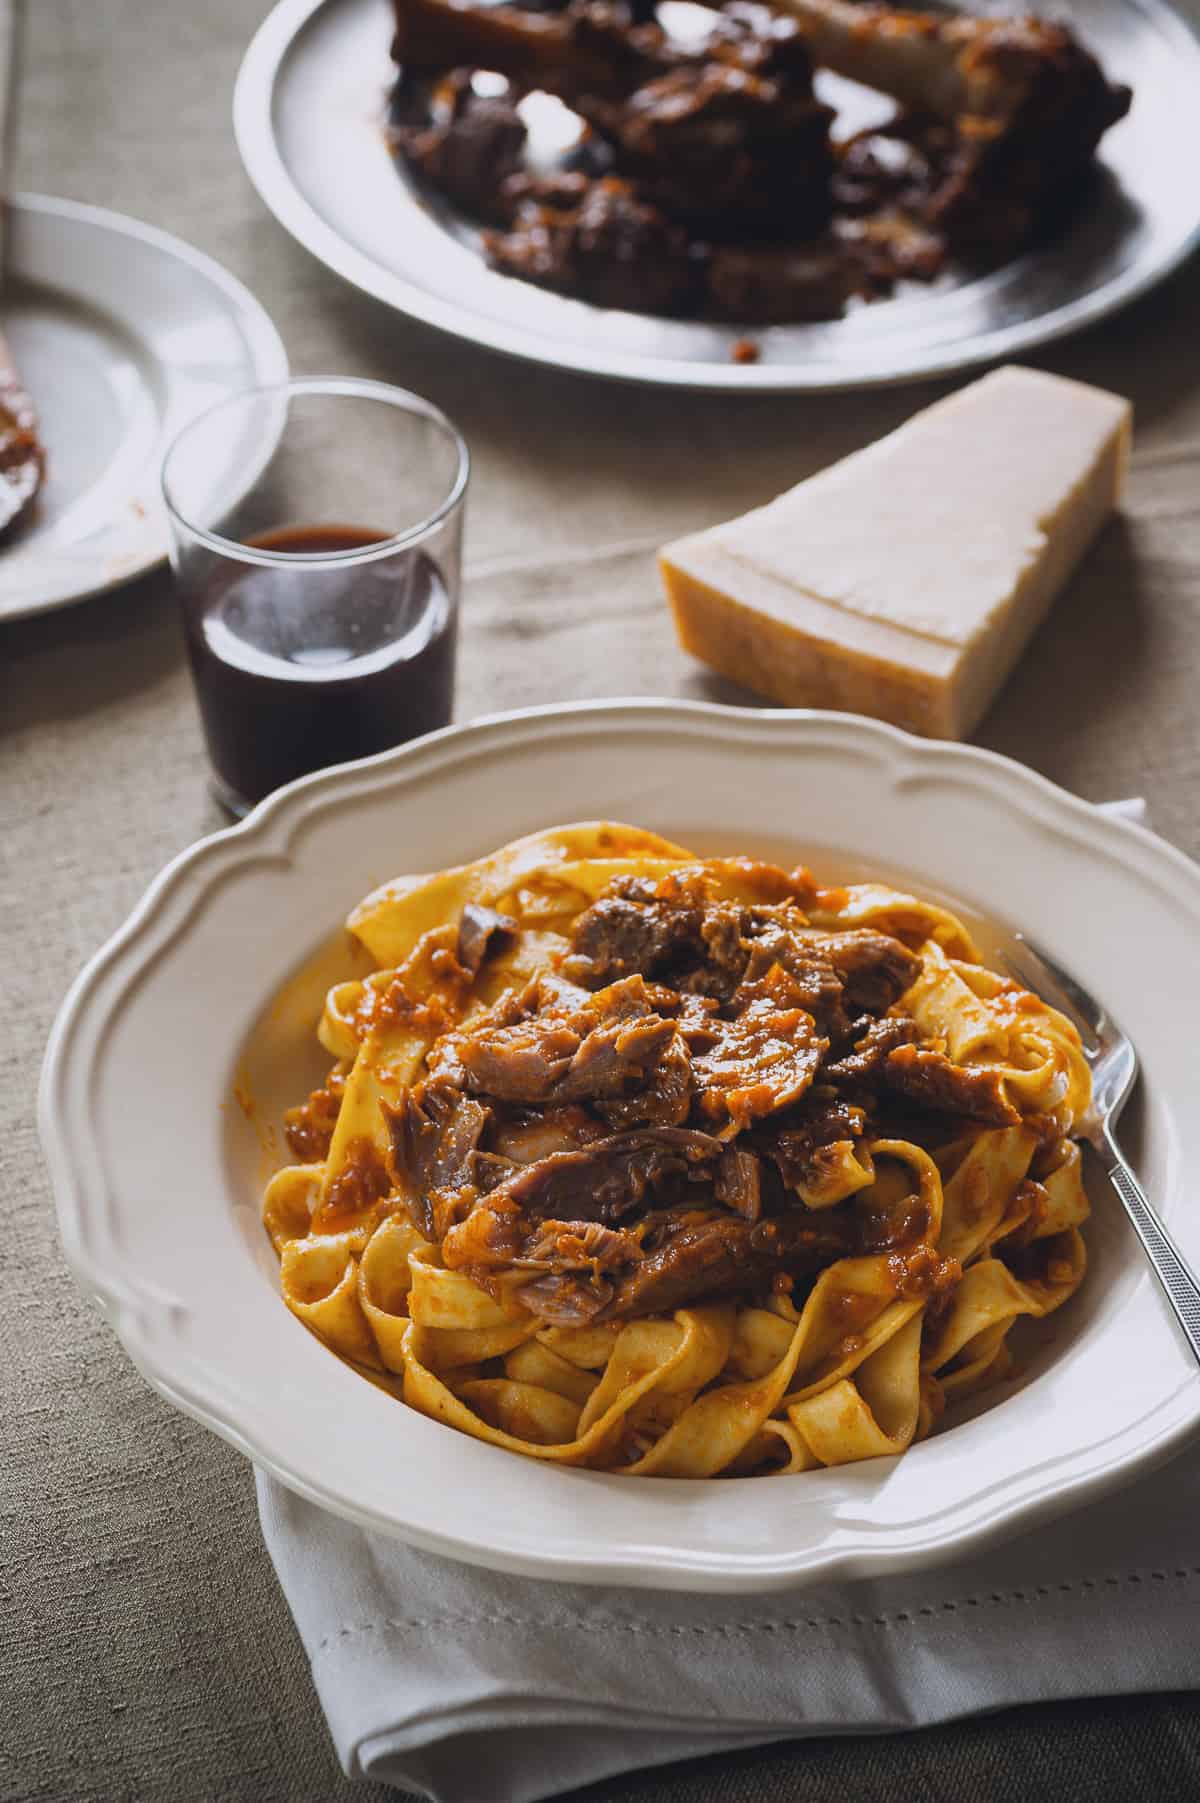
[997,932,1200,1367]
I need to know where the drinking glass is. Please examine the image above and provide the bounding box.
[161,377,469,816]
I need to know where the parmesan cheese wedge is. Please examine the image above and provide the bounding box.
[660,366,1131,739]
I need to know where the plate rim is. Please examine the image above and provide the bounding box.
[233,0,1200,393]
[0,191,289,623]
[38,698,1200,1591]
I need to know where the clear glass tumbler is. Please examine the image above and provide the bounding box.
[161,377,469,816]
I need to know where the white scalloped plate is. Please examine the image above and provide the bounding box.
[0,196,287,621]
[40,703,1200,1592]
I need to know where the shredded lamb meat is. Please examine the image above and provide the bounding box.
[456,901,518,976]
[884,1043,1019,1125]
[384,865,1022,1320]
[602,1205,853,1318]
[823,1013,920,1087]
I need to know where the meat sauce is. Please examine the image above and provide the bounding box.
[283,1077,346,1162]
[310,1135,393,1235]
[386,864,1022,1324]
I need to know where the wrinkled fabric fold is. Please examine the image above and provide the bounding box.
[258,1447,1200,1803]
[257,797,1200,1803]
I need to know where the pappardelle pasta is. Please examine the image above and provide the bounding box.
[264,823,1092,1478]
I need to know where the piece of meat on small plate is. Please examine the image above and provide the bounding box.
[0,329,44,539]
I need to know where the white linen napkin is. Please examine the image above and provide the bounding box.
[259,796,1200,1803]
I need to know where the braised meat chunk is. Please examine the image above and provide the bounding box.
[693,965,828,1127]
[600,1204,854,1316]
[513,1219,648,1325]
[792,0,1131,258]
[391,70,528,221]
[387,1078,496,1239]
[753,1093,866,1190]
[714,1144,764,1221]
[457,901,518,975]
[884,1042,1020,1124]
[823,1013,920,1087]
[470,1124,723,1223]
[707,242,859,323]
[438,974,680,1104]
[612,62,834,237]
[563,875,705,985]
[485,175,701,314]
[784,0,1130,146]
[821,931,922,1012]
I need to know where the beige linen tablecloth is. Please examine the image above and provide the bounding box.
[4,3,1200,1800]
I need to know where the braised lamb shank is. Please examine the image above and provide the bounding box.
[388,0,1132,322]
[794,0,1132,257]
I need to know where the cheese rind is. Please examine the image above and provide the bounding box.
[660,366,1131,739]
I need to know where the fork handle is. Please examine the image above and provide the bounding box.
[1099,1131,1200,1367]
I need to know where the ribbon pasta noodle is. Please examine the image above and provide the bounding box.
[264,823,1091,1477]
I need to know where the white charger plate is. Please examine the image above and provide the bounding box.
[0,195,287,622]
[40,702,1200,1592]
[233,0,1200,391]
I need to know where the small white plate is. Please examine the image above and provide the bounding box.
[0,194,287,622]
[39,702,1200,1592]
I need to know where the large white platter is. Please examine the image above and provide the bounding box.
[233,0,1200,391]
[0,195,287,622]
[40,702,1200,1591]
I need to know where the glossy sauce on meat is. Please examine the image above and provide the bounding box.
[311,1135,393,1234]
